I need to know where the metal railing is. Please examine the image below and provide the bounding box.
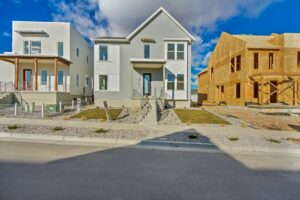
[0,81,14,92]
[16,81,70,92]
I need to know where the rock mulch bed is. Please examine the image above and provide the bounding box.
[0,124,158,140]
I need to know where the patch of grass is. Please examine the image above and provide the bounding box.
[174,109,230,124]
[228,137,239,142]
[95,128,108,134]
[8,124,18,130]
[286,138,300,144]
[266,138,281,144]
[70,108,122,120]
[51,126,64,132]
[188,134,198,139]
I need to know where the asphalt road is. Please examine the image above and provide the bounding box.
[0,141,300,200]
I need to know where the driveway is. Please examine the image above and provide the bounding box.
[0,141,300,200]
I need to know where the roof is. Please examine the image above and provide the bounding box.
[233,35,279,49]
[92,7,195,43]
[197,68,208,76]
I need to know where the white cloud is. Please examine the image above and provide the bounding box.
[3,32,12,37]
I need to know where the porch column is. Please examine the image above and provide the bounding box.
[294,79,298,106]
[54,58,58,91]
[34,58,38,91]
[260,76,264,105]
[15,58,19,91]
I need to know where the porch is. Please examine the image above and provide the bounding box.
[0,54,72,93]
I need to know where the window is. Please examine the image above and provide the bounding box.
[31,41,41,54]
[58,70,64,85]
[177,74,184,90]
[99,75,107,90]
[269,53,274,69]
[85,76,89,87]
[298,52,300,68]
[177,44,184,60]
[144,44,150,59]
[210,68,214,80]
[236,55,241,71]
[167,43,175,60]
[230,57,235,72]
[24,41,29,54]
[87,56,89,64]
[167,74,175,90]
[221,85,224,94]
[254,53,259,69]
[76,48,79,57]
[236,83,241,99]
[57,42,64,57]
[76,74,79,87]
[99,45,108,61]
[253,82,259,98]
[41,70,47,85]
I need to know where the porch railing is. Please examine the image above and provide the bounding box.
[0,81,14,92]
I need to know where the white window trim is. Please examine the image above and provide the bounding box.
[57,41,64,57]
[166,42,186,60]
[176,74,185,90]
[24,40,42,55]
[41,69,48,85]
[58,70,64,85]
[99,45,109,61]
[144,43,151,59]
[99,74,108,90]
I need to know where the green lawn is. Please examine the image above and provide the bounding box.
[70,108,122,120]
[174,109,230,124]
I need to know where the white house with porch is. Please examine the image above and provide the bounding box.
[0,21,93,105]
[92,7,195,109]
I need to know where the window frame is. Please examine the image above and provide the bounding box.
[253,82,259,98]
[176,74,184,90]
[269,52,274,69]
[76,74,79,87]
[167,43,175,60]
[58,70,64,85]
[177,43,185,60]
[254,52,259,69]
[167,74,175,90]
[236,55,241,71]
[23,40,30,54]
[230,57,235,73]
[144,44,151,59]
[76,48,79,57]
[41,69,47,85]
[99,45,108,61]
[57,42,64,57]
[99,75,108,90]
[30,41,41,54]
[236,83,241,99]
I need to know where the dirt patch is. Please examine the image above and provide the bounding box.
[204,106,300,132]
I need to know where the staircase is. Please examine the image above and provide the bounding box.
[0,93,19,105]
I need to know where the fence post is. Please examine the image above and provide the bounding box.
[71,100,75,110]
[41,103,45,118]
[14,103,18,116]
[59,101,62,113]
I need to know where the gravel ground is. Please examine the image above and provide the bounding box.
[0,124,158,140]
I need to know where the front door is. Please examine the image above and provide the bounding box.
[143,73,151,96]
[270,81,277,103]
[23,69,32,90]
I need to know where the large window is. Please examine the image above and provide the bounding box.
[41,70,47,85]
[99,45,108,61]
[24,41,41,54]
[269,53,274,69]
[167,43,175,60]
[167,74,175,90]
[253,82,259,98]
[57,42,64,57]
[177,44,184,60]
[177,74,184,90]
[144,44,150,59]
[99,75,108,90]
[236,55,241,71]
[236,83,241,99]
[58,70,64,85]
[254,53,259,69]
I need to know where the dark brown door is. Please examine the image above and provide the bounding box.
[270,81,277,103]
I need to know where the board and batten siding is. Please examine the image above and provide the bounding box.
[94,45,120,92]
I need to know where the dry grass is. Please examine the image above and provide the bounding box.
[174,109,230,124]
[228,137,239,141]
[286,138,300,144]
[266,138,281,143]
[70,108,122,120]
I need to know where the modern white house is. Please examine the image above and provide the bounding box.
[0,21,93,105]
[92,7,195,109]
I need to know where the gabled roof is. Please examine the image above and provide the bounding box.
[92,7,195,43]
[233,35,279,49]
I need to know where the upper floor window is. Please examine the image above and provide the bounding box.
[297,52,300,68]
[210,68,214,80]
[236,55,241,71]
[58,70,64,85]
[99,45,108,61]
[167,43,175,60]
[24,40,41,54]
[85,75,89,87]
[144,44,150,59]
[230,57,235,73]
[76,48,79,57]
[41,70,47,85]
[269,53,274,69]
[177,74,184,90]
[167,74,175,90]
[57,42,64,57]
[177,44,184,60]
[254,53,259,69]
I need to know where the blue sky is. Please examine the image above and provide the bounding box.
[1,0,300,88]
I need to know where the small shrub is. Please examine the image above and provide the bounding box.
[51,126,64,132]
[286,138,300,144]
[8,124,18,130]
[228,137,239,142]
[266,138,281,143]
[188,134,198,139]
[95,128,108,134]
